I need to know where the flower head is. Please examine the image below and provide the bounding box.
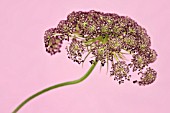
[110,61,130,84]
[44,28,63,55]
[66,38,85,64]
[133,67,157,86]
[130,48,158,71]
[44,10,158,86]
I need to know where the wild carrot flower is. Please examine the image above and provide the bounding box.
[44,10,157,86]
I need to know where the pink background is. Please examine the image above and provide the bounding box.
[0,0,170,113]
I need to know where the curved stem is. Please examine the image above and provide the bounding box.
[12,61,98,113]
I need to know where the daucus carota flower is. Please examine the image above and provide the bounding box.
[44,10,157,85]
[13,10,158,113]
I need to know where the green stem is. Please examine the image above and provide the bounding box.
[12,61,98,113]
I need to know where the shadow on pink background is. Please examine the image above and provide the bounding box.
[0,0,170,113]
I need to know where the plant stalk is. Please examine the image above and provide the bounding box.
[12,61,98,113]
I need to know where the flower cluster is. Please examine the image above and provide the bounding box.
[44,10,158,86]
[133,67,157,86]
[44,28,63,55]
[110,61,131,84]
